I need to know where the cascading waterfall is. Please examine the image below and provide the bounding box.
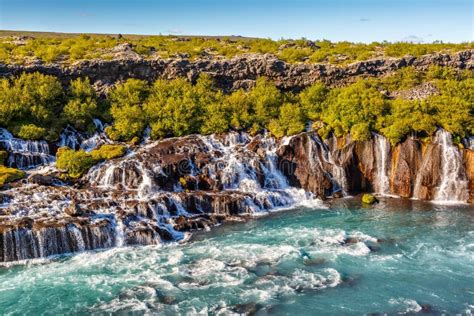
[0,222,115,262]
[2,127,470,263]
[57,119,110,152]
[374,134,391,196]
[199,132,316,210]
[57,126,82,150]
[0,128,55,169]
[433,130,469,202]
[114,216,126,247]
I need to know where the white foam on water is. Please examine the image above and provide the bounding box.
[389,298,422,313]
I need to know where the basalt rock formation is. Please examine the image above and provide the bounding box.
[0,50,472,92]
[0,127,472,262]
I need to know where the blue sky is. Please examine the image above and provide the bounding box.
[1,0,472,42]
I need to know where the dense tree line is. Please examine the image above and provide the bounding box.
[0,66,472,146]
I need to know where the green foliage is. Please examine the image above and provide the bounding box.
[56,144,127,178]
[90,144,127,161]
[15,124,47,140]
[429,79,474,137]
[321,80,389,140]
[248,78,284,131]
[144,76,213,138]
[379,67,423,91]
[350,122,371,141]
[227,90,254,131]
[268,103,306,138]
[0,63,472,148]
[0,165,25,187]
[383,41,472,58]
[382,99,438,145]
[56,147,96,178]
[107,79,149,141]
[0,72,64,140]
[63,77,98,130]
[299,83,328,120]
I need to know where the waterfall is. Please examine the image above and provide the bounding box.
[57,126,82,150]
[0,128,55,169]
[0,221,116,262]
[197,132,317,210]
[374,134,391,196]
[114,216,126,247]
[137,166,153,199]
[433,130,469,203]
[57,120,111,152]
[312,134,348,195]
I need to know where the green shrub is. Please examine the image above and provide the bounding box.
[15,124,47,140]
[321,80,389,139]
[0,165,25,187]
[299,82,328,120]
[90,144,127,161]
[429,79,474,137]
[56,144,127,178]
[62,77,98,130]
[0,72,63,140]
[107,78,149,141]
[144,76,211,138]
[350,122,371,141]
[268,103,306,138]
[56,147,96,179]
[382,99,437,145]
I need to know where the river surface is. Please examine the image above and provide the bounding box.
[0,198,473,315]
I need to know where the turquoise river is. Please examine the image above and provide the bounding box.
[0,198,473,315]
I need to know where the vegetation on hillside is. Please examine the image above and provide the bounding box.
[0,32,472,65]
[0,66,472,147]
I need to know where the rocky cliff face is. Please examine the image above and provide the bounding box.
[0,128,472,262]
[1,50,472,91]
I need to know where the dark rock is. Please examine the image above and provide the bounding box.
[0,50,471,92]
[303,258,327,266]
[28,174,56,186]
[390,138,422,197]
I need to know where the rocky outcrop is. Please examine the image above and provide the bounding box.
[390,82,440,100]
[464,150,474,203]
[1,50,472,92]
[390,138,423,197]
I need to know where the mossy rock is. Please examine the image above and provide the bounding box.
[90,144,127,161]
[362,193,378,205]
[56,144,127,179]
[0,166,25,187]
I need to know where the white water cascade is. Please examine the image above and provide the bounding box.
[198,132,318,210]
[433,130,469,202]
[374,134,391,196]
[57,119,111,152]
[0,128,55,169]
[312,135,348,196]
